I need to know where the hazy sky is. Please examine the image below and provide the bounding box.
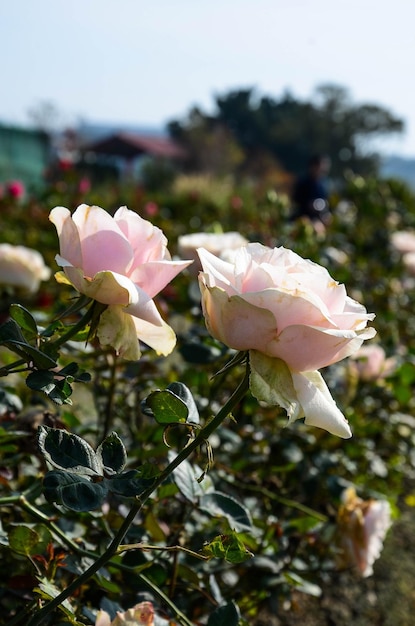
[2,0,415,155]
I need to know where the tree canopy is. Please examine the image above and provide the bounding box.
[168,84,404,180]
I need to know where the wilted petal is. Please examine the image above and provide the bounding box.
[97,306,141,360]
[291,370,352,438]
[249,351,351,438]
[249,351,302,421]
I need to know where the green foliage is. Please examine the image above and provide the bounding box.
[2,171,415,625]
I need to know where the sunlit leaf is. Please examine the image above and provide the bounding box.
[9,304,38,337]
[144,389,188,424]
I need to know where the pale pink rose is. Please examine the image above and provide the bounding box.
[337,487,392,577]
[178,231,248,275]
[350,344,396,381]
[0,243,51,294]
[50,204,192,360]
[95,602,155,626]
[391,230,415,254]
[197,243,376,438]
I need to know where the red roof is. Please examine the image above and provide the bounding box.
[85,132,185,159]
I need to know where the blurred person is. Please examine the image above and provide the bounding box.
[291,154,331,225]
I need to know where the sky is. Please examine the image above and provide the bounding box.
[1,0,415,156]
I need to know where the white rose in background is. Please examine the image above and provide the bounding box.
[50,204,192,360]
[197,243,376,438]
[337,487,392,577]
[390,230,415,254]
[390,230,415,276]
[0,243,51,294]
[178,231,248,275]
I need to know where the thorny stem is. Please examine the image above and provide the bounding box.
[101,353,118,440]
[25,359,251,626]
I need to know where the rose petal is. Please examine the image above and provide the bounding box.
[131,316,176,356]
[291,370,352,438]
[249,351,351,438]
[199,284,279,352]
[129,260,193,298]
[114,206,170,264]
[50,206,83,269]
[60,266,137,306]
[270,324,377,371]
[72,205,133,277]
[125,286,167,326]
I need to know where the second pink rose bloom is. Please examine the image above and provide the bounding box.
[197,243,376,438]
[50,204,192,360]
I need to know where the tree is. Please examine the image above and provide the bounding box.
[168,84,404,180]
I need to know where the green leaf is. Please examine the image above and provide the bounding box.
[0,318,27,343]
[108,468,157,497]
[96,432,127,475]
[284,571,322,597]
[171,456,214,503]
[14,342,58,369]
[8,524,53,557]
[207,601,241,626]
[199,491,253,531]
[144,389,189,424]
[8,525,41,556]
[0,320,57,368]
[26,370,74,405]
[9,304,38,337]
[167,381,200,424]
[38,425,103,476]
[43,470,108,511]
[204,532,254,564]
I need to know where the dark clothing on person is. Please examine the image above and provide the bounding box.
[292,173,330,222]
[291,155,331,224]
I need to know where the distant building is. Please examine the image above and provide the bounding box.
[81,131,186,180]
[0,124,50,190]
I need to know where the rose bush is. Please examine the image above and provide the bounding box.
[50,204,192,360]
[0,243,51,294]
[198,243,376,437]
